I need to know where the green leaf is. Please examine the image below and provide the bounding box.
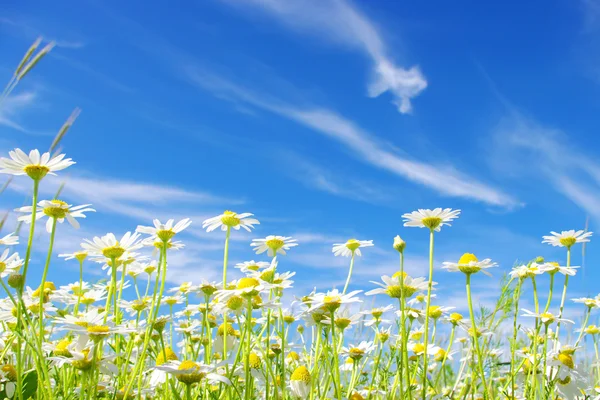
[21,370,37,399]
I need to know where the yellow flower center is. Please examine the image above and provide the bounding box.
[199,284,217,296]
[371,309,383,319]
[283,315,295,324]
[24,165,49,180]
[434,348,446,362]
[87,325,110,335]
[449,312,463,324]
[428,306,443,319]
[248,353,261,369]
[227,296,244,310]
[259,269,275,283]
[266,238,285,251]
[557,353,574,369]
[0,262,6,273]
[559,237,577,248]
[557,375,571,385]
[217,323,236,337]
[220,211,240,227]
[156,229,176,242]
[177,360,205,384]
[1,364,18,381]
[102,243,125,259]
[540,312,555,324]
[392,271,408,280]
[345,239,361,252]
[421,217,442,230]
[413,343,425,355]
[53,339,73,357]
[386,285,417,299]
[42,200,69,219]
[321,295,342,312]
[290,366,311,383]
[586,325,600,335]
[287,351,299,361]
[237,277,260,290]
[156,347,178,365]
[335,318,351,330]
[457,253,481,274]
[547,262,560,274]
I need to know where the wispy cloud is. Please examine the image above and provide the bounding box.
[0,91,37,132]
[5,172,244,223]
[0,17,85,49]
[187,69,519,208]
[492,114,600,220]
[221,0,427,113]
[278,151,393,204]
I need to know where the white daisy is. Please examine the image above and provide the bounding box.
[305,289,362,313]
[234,260,270,273]
[332,239,374,257]
[542,230,593,248]
[16,200,95,233]
[0,233,18,246]
[251,235,298,257]
[365,275,430,299]
[0,148,75,180]
[538,262,579,276]
[572,297,600,309]
[58,250,88,262]
[202,211,259,232]
[82,232,143,260]
[136,218,191,241]
[442,253,497,276]
[509,263,545,279]
[340,341,377,360]
[289,366,311,398]
[520,309,574,326]
[402,208,461,232]
[0,249,23,278]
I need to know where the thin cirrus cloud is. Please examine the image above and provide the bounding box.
[492,114,600,220]
[186,68,520,208]
[220,0,427,114]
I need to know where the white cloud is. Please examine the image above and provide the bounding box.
[0,91,37,132]
[492,115,600,220]
[187,70,519,208]
[221,0,427,113]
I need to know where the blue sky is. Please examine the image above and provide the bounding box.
[1,0,599,317]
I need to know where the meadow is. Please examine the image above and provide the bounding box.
[1,39,599,400]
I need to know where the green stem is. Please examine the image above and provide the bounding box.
[421,230,435,400]
[38,218,57,344]
[466,273,489,400]
[554,248,571,350]
[342,253,355,295]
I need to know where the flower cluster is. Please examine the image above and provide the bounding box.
[1,148,599,400]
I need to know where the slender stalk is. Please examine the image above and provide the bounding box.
[421,230,435,400]
[554,248,571,350]
[38,218,57,343]
[466,273,489,400]
[342,253,355,295]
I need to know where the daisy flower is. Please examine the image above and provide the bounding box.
[0,148,75,180]
[509,263,545,279]
[402,208,461,232]
[136,218,191,242]
[289,366,311,398]
[341,341,377,360]
[305,289,362,313]
[520,309,574,326]
[365,275,430,299]
[542,230,593,248]
[0,249,23,278]
[82,232,143,260]
[332,239,373,257]
[572,297,600,309]
[538,262,579,276]
[251,235,298,257]
[234,260,271,273]
[442,253,497,276]
[58,250,88,262]
[16,200,95,233]
[0,233,18,246]
[408,342,442,357]
[202,211,259,233]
